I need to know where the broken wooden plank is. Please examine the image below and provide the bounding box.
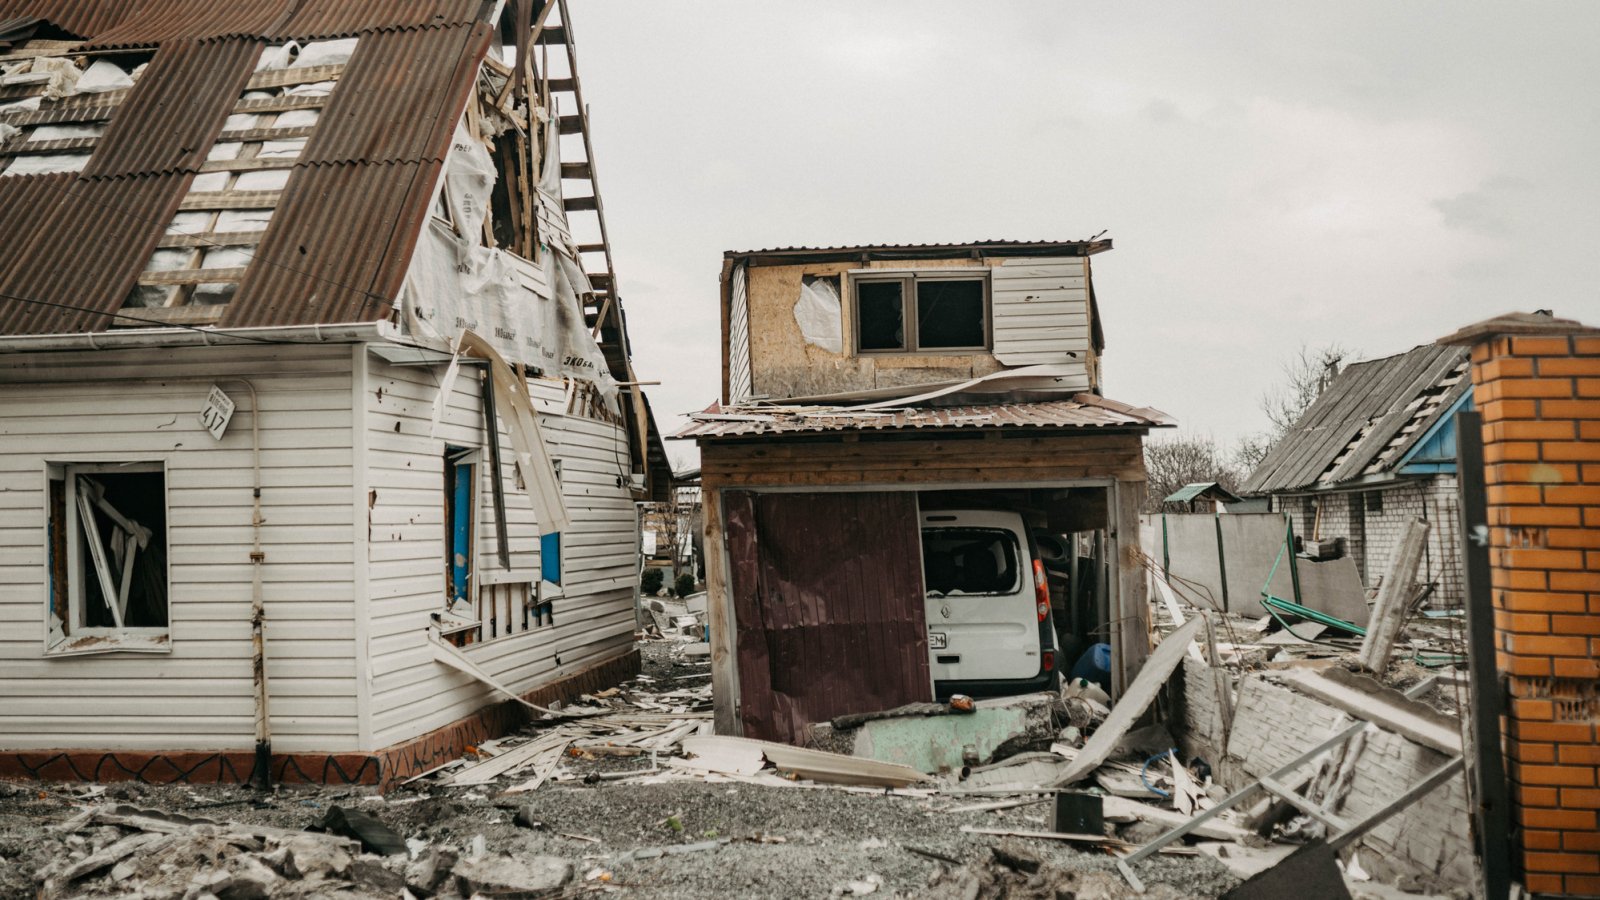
[137,267,248,286]
[157,230,267,250]
[244,64,344,91]
[451,731,574,786]
[1281,667,1461,755]
[1051,617,1204,786]
[198,157,298,173]
[215,124,315,143]
[178,191,282,212]
[1359,518,1429,672]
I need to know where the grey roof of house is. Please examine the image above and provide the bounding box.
[1242,343,1472,495]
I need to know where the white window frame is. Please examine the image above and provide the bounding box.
[849,268,992,356]
[46,460,172,657]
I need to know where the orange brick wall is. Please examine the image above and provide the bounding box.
[1471,332,1600,897]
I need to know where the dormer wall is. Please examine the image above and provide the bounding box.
[724,253,1100,403]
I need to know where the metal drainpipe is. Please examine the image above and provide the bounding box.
[223,379,271,790]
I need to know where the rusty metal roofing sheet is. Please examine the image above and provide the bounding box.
[0,171,192,334]
[219,159,441,328]
[0,0,136,38]
[82,38,261,178]
[726,490,933,743]
[726,239,1114,266]
[81,0,294,49]
[268,0,485,40]
[301,21,492,165]
[676,395,1173,440]
[1241,344,1472,495]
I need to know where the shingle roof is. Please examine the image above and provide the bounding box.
[0,3,495,335]
[1242,344,1472,495]
[674,395,1173,440]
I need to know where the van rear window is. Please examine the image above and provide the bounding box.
[922,527,1021,596]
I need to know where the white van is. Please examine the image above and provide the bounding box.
[920,508,1058,697]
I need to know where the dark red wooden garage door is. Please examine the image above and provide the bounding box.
[724,490,932,743]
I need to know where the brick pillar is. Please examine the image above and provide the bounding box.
[1460,322,1600,897]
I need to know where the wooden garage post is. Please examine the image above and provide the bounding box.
[1112,478,1151,697]
[701,485,742,735]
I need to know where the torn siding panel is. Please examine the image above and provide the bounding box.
[363,357,636,749]
[726,491,932,743]
[990,257,1092,381]
[0,343,360,752]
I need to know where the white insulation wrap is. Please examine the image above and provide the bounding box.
[795,274,843,353]
[398,120,617,410]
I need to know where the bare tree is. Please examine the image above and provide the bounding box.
[1231,431,1274,475]
[1260,343,1351,437]
[1143,435,1241,512]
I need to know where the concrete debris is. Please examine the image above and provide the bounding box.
[450,853,573,898]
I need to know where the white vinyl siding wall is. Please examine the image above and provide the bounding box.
[0,344,360,751]
[727,263,752,402]
[364,356,637,749]
[990,256,1092,387]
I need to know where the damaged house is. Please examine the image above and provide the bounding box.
[677,241,1173,741]
[1240,343,1472,607]
[0,0,670,788]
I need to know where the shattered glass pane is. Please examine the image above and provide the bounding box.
[916,279,985,349]
[856,280,904,351]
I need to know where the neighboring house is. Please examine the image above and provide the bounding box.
[0,1,667,788]
[1162,482,1241,514]
[678,241,1171,741]
[1241,343,1472,606]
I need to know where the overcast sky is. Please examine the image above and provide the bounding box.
[566,2,1600,471]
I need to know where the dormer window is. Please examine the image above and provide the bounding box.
[853,272,989,354]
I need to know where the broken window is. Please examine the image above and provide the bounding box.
[921,527,1021,596]
[444,447,479,613]
[854,273,989,353]
[46,462,170,655]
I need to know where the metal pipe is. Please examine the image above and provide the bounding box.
[218,379,271,790]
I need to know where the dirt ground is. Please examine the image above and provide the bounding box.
[0,641,1248,899]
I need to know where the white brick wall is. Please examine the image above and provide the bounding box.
[1174,657,1473,888]
[1270,477,1463,607]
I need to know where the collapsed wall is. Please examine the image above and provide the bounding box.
[1174,656,1473,889]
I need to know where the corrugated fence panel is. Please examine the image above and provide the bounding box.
[727,490,932,743]
[82,37,262,178]
[991,256,1092,376]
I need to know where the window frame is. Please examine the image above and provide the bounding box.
[45,460,172,657]
[849,269,991,356]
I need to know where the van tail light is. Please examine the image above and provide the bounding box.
[1042,650,1055,672]
[1033,559,1050,621]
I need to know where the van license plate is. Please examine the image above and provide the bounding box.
[928,632,947,649]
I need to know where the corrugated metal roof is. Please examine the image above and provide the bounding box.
[44,0,483,48]
[0,6,497,334]
[219,160,440,328]
[675,395,1173,440]
[725,239,1114,266]
[268,0,484,40]
[82,1,295,49]
[83,38,261,178]
[301,22,490,165]
[0,171,192,334]
[1242,344,1472,495]
[0,1,137,39]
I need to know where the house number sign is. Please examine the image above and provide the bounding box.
[200,384,235,440]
